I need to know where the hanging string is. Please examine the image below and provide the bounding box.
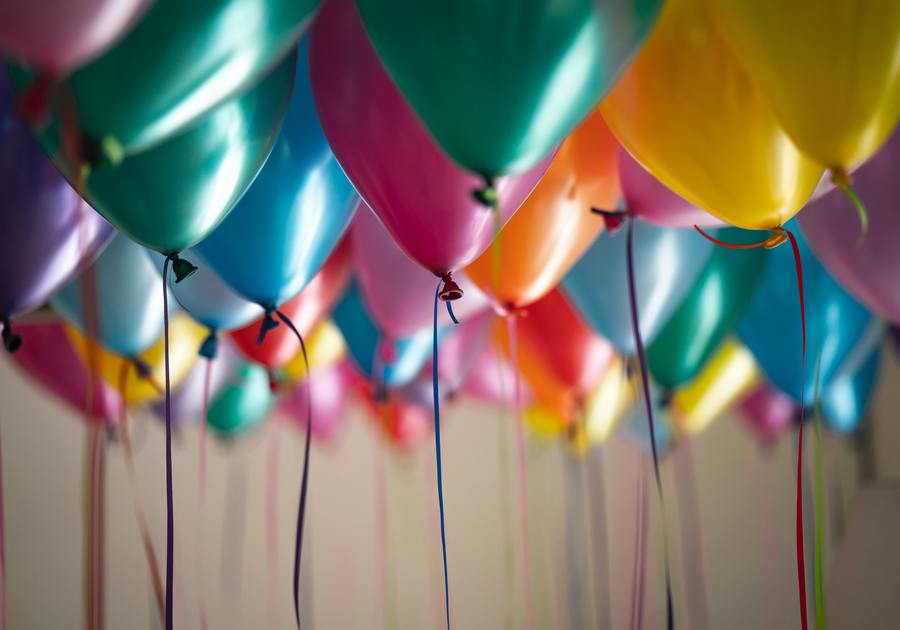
[87,424,107,630]
[813,359,826,630]
[830,169,868,244]
[506,316,534,630]
[432,278,452,630]
[265,417,281,629]
[374,448,388,630]
[628,463,648,630]
[494,348,515,630]
[625,216,674,630]
[0,417,6,630]
[161,257,175,630]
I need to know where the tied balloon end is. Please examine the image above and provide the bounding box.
[257,308,280,345]
[831,169,868,247]
[694,224,789,250]
[591,207,628,234]
[439,274,462,325]
[471,176,498,207]
[199,332,218,360]
[132,357,153,380]
[1,318,22,354]
[166,253,197,284]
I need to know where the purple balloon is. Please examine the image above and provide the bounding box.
[0,71,113,334]
[801,129,900,324]
[279,360,359,443]
[738,385,795,442]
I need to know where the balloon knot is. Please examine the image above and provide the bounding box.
[591,207,628,234]
[256,307,279,345]
[763,226,788,249]
[167,253,197,283]
[439,273,463,302]
[658,389,675,408]
[132,357,152,380]
[471,177,498,207]
[830,168,852,189]
[1,318,22,354]
[16,71,57,126]
[830,168,869,245]
[199,331,218,359]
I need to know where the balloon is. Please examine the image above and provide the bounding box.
[229,241,351,368]
[360,389,433,450]
[51,234,166,357]
[350,206,488,338]
[458,324,534,407]
[707,0,900,173]
[355,0,662,178]
[66,313,205,405]
[278,321,346,385]
[646,230,767,389]
[197,41,356,308]
[308,0,552,277]
[0,0,148,73]
[800,130,900,324]
[562,219,711,354]
[9,0,320,160]
[621,380,672,454]
[280,360,359,443]
[600,0,823,230]
[618,149,721,228]
[739,384,796,442]
[49,54,296,256]
[671,339,759,436]
[206,363,273,439]
[8,319,120,423]
[570,356,636,452]
[737,225,874,402]
[0,71,112,337]
[465,111,619,310]
[821,346,881,434]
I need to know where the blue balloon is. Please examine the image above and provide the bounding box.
[737,224,874,402]
[332,281,443,388]
[51,234,170,357]
[562,220,712,354]
[196,40,357,308]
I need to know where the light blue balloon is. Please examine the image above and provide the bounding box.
[196,41,357,308]
[819,319,884,433]
[737,224,874,403]
[147,249,262,333]
[562,220,712,354]
[332,281,443,388]
[51,234,169,357]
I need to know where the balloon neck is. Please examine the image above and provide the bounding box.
[1,318,22,354]
[199,331,218,360]
[591,207,628,234]
[657,388,675,408]
[131,357,152,380]
[256,307,280,345]
[167,253,198,283]
[830,167,852,189]
[830,168,869,243]
[438,273,464,302]
[471,176,498,207]
[762,227,788,249]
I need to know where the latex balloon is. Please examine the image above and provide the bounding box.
[351,206,488,339]
[801,130,900,324]
[618,149,721,228]
[51,234,166,357]
[280,360,359,443]
[197,42,356,308]
[600,0,823,230]
[647,230,767,389]
[522,406,568,439]
[0,0,148,73]
[207,363,273,438]
[279,320,346,384]
[355,0,662,177]
[0,71,112,337]
[229,241,351,368]
[66,313,205,405]
[309,0,551,277]
[9,319,120,423]
[822,346,881,434]
[570,356,635,452]
[9,0,320,160]
[671,340,759,436]
[49,54,295,256]
[707,0,900,173]
[465,111,619,310]
[737,225,874,402]
[434,311,494,395]
[562,219,712,354]
[360,389,433,450]
[739,385,796,442]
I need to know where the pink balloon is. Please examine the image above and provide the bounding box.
[461,345,534,408]
[738,385,795,442]
[309,0,552,277]
[280,360,360,444]
[351,204,489,339]
[801,129,900,324]
[9,319,120,423]
[0,0,149,73]
[619,148,723,228]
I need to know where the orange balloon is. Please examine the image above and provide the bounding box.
[466,111,619,311]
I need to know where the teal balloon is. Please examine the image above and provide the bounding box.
[355,0,662,176]
[51,234,168,357]
[647,229,767,389]
[332,281,441,388]
[737,224,874,403]
[49,54,296,255]
[821,346,881,434]
[207,363,274,438]
[562,220,712,355]
[9,0,320,159]
[196,41,356,307]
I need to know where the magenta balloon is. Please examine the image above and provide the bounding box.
[619,148,723,228]
[738,385,795,442]
[308,0,552,276]
[280,360,359,443]
[351,205,489,338]
[801,130,900,324]
[9,320,120,423]
[0,0,148,73]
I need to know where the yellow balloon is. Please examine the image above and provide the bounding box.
[600,0,823,230]
[67,314,205,405]
[280,320,346,383]
[523,406,567,439]
[671,339,758,436]
[569,356,636,453]
[708,0,900,172]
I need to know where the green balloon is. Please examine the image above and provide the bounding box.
[207,363,274,438]
[647,229,767,390]
[355,0,661,177]
[67,53,295,255]
[11,0,317,161]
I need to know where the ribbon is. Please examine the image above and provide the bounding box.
[161,257,175,630]
[432,278,452,630]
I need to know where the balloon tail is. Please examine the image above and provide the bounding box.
[433,278,453,630]
[161,258,175,630]
[273,309,312,630]
[830,169,868,246]
[625,217,674,630]
[168,253,197,284]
